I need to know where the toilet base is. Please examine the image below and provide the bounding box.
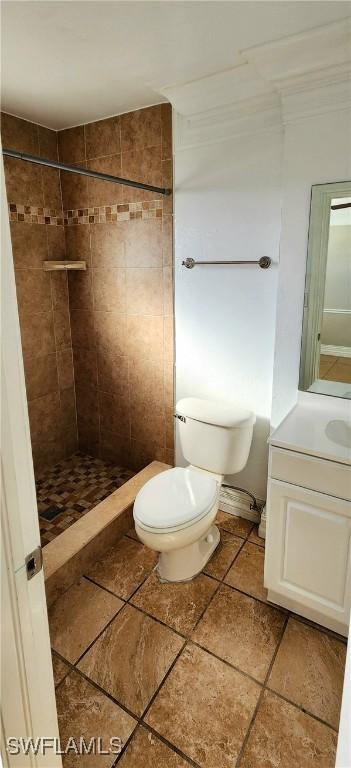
[157,525,220,583]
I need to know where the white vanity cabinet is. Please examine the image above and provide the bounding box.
[265,400,351,637]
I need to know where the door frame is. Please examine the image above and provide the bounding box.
[299,180,351,390]
[1,156,62,768]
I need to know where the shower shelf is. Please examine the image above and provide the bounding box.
[43,261,86,271]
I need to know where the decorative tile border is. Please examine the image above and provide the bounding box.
[8,204,64,225]
[64,200,163,225]
[8,200,164,226]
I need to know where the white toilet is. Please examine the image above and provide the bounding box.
[133,397,255,582]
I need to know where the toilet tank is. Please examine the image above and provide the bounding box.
[176,397,255,475]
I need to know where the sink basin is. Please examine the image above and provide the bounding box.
[325,419,351,449]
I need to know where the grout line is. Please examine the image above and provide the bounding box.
[264,686,339,733]
[71,598,127,667]
[235,612,289,767]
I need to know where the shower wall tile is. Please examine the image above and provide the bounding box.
[1,112,39,154]
[120,105,162,153]
[87,154,123,206]
[161,103,172,160]
[58,125,85,164]
[60,166,89,210]
[10,221,47,268]
[85,116,121,159]
[3,106,174,472]
[38,126,59,161]
[2,112,78,475]
[4,156,44,206]
[121,145,163,203]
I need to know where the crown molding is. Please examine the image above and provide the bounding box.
[158,19,350,149]
[174,91,281,150]
[243,18,351,123]
[242,18,350,86]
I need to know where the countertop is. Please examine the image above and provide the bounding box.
[269,393,351,466]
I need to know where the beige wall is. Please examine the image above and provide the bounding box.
[2,104,174,475]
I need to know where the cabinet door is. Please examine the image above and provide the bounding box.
[265,479,351,631]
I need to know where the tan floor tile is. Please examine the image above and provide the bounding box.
[268,618,346,729]
[248,525,265,547]
[216,510,254,538]
[325,358,351,383]
[56,670,136,768]
[203,529,244,579]
[131,571,218,635]
[49,578,123,663]
[145,643,261,768]
[86,536,157,599]
[240,690,337,768]
[193,584,286,683]
[224,541,267,602]
[78,604,183,716]
[118,726,191,767]
[52,652,70,687]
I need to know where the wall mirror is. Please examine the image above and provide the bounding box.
[300,181,351,399]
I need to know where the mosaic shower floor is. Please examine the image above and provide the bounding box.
[36,452,135,547]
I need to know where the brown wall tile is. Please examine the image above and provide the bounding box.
[25,354,59,401]
[10,222,47,268]
[99,390,130,437]
[68,270,93,310]
[28,391,62,443]
[42,167,62,210]
[87,155,123,206]
[120,105,161,153]
[126,267,163,315]
[124,218,162,268]
[97,350,129,396]
[18,311,54,359]
[57,349,75,390]
[50,272,69,309]
[60,168,89,210]
[70,309,96,349]
[100,429,131,466]
[1,112,39,154]
[129,357,163,407]
[93,268,126,312]
[85,116,121,159]
[161,104,172,161]
[47,225,66,261]
[76,382,99,429]
[65,224,91,264]
[121,146,162,202]
[4,157,44,205]
[126,315,164,361]
[73,346,98,389]
[15,269,52,314]
[38,126,58,161]
[162,215,173,266]
[58,126,85,164]
[91,223,125,268]
[53,307,72,349]
[94,311,126,357]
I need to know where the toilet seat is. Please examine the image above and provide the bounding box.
[133,467,219,534]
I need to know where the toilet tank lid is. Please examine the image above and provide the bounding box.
[176,398,255,428]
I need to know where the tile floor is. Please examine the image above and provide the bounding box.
[36,452,135,546]
[319,354,351,383]
[50,511,346,767]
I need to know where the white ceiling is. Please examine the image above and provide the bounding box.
[1,1,349,129]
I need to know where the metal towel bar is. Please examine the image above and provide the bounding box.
[182,257,271,269]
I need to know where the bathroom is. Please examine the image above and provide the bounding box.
[1,2,350,767]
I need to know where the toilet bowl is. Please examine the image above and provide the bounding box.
[134,466,221,582]
[133,397,255,582]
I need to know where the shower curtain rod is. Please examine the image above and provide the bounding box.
[2,148,172,197]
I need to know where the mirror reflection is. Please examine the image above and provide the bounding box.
[300,182,351,399]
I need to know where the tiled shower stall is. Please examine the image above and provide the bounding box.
[1,106,174,542]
